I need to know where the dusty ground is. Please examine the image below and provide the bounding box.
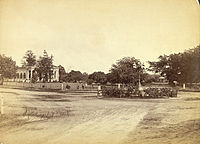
[0,87,200,144]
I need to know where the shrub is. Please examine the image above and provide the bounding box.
[102,86,140,98]
[143,87,177,98]
[102,87,123,98]
[66,84,70,89]
[101,86,177,98]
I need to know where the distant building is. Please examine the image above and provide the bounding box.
[15,66,59,82]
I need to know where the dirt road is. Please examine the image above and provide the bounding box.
[0,87,200,144]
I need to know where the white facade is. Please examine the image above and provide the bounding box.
[52,66,59,82]
[15,66,59,82]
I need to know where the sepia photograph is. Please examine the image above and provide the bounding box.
[0,0,200,144]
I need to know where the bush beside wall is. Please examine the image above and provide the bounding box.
[102,86,177,98]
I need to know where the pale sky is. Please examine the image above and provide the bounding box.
[0,0,199,74]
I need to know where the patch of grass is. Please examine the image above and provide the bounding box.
[28,94,72,102]
[139,113,165,127]
[0,114,26,129]
[22,106,73,120]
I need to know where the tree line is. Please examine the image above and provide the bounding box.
[148,45,200,85]
[0,45,199,85]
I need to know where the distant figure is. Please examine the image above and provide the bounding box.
[98,85,101,91]
[97,85,101,95]
[82,84,84,89]
[77,85,79,89]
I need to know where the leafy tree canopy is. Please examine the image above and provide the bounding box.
[148,45,200,84]
[36,50,53,82]
[0,54,17,78]
[108,57,144,84]
[65,70,83,82]
[58,65,67,82]
[88,71,107,84]
[22,50,36,67]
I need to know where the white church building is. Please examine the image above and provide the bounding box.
[15,66,59,82]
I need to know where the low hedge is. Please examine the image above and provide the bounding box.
[101,86,177,98]
[102,86,139,98]
[143,87,177,98]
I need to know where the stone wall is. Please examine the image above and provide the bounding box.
[2,81,98,91]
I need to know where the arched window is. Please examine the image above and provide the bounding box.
[29,70,31,79]
[20,73,23,79]
[16,73,19,79]
[54,71,56,79]
[24,73,26,79]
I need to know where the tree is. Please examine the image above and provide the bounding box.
[142,73,160,84]
[58,65,67,82]
[180,46,200,83]
[108,57,144,84]
[148,55,169,74]
[22,50,36,67]
[82,72,89,82]
[36,50,53,82]
[31,71,38,83]
[88,71,107,84]
[65,70,83,82]
[149,53,184,84]
[148,45,200,84]
[0,54,17,79]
